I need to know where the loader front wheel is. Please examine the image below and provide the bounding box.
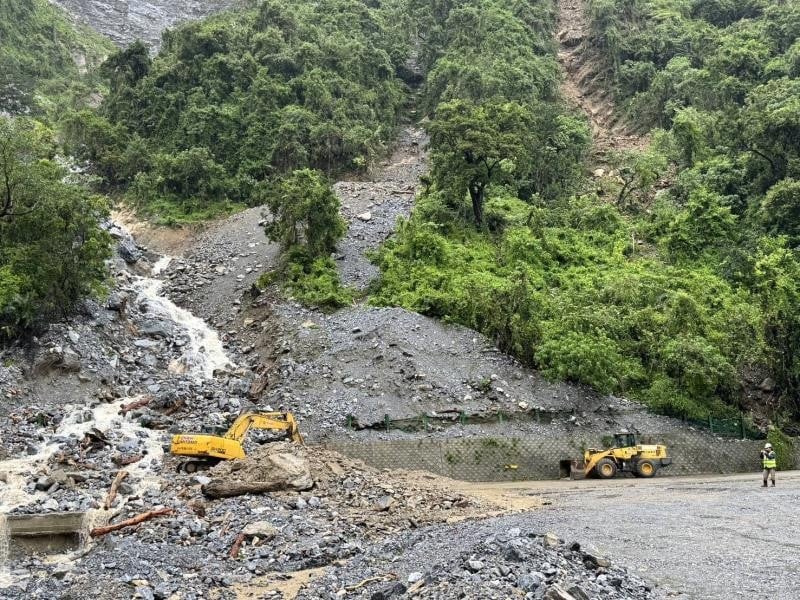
[595,458,618,479]
[636,459,657,478]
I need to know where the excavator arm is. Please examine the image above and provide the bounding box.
[224,412,304,444]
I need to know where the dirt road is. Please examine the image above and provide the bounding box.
[458,472,800,599]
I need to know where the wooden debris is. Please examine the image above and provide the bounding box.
[103,470,129,510]
[89,507,173,538]
[345,573,397,592]
[229,532,246,559]
[114,454,143,466]
[119,396,151,415]
[407,579,426,595]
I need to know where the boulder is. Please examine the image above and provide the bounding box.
[106,292,129,312]
[202,442,313,498]
[34,346,82,374]
[140,320,174,339]
[118,238,142,264]
[544,587,577,600]
[242,521,279,539]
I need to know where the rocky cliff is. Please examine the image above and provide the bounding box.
[50,0,239,49]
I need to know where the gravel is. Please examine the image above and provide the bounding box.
[298,522,658,600]
[334,126,428,291]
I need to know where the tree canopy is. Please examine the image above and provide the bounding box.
[64,0,413,224]
[0,117,111,339]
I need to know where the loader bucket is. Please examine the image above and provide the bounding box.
[560,459,586,480]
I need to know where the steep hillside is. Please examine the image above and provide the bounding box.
[369,0,792,426]
[51,0,239,49]
[581,0,800,419]
[0,0,112,114]
[63,0,413,224]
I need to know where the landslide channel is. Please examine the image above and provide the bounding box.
[158,123,690,444]
[556,0,647,157]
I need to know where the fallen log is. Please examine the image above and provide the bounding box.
[89,507,173,538]
[202,478,312,498]
[229,532,246,559]
[119,396,151,415]
[114,454,143,467]
[103,470,129,510]
[346,574,397,592]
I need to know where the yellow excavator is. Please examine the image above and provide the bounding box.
[170,411,303,473]
[571,432,672,479]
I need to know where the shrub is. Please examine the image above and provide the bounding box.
[283,254,354,310]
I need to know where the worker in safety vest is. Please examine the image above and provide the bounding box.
[761,442,776,487]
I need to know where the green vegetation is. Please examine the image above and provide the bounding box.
[0,117,111,339]
[5,0,800,429]
[370,0,799,422]
[260,169,353,309]
[65,0,412,223]
[0,0,112,116]
[578,0,800,418]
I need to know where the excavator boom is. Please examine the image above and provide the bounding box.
[224,412,303,444]
[169,411,303,472]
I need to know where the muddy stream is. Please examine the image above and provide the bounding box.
[0,234,235,586]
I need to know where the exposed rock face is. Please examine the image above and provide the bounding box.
[50,0,240,50]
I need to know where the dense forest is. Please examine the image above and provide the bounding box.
[2,0,800,425]
[0,0,111,115]
[373,0,800,423]
[0,0,112,339]
[63,0,413,224]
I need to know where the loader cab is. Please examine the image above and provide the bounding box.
[614,432,637,448]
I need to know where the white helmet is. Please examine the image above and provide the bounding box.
[764,443,773,449]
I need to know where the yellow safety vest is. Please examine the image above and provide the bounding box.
[763,452,777,469]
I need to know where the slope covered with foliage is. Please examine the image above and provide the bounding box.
[580,0,800,417]
[370,0,797,422]
[0,117,111,339]
[65,0,412,224]
[0,0,112,115]
[0,3,112,340]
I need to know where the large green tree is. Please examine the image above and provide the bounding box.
[262,168,346,258]
[0,117,110,338]
[428,99,534,226]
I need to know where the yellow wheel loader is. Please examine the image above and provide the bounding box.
[566,433,672,479]
[169,411,303,473]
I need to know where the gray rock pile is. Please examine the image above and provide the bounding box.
[299,525,656,599]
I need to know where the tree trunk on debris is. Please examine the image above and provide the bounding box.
[229,532,246,558]
[90,508,173,537]
[203,480,307,498]
[119,396,151,415]
[103,470,129,510]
